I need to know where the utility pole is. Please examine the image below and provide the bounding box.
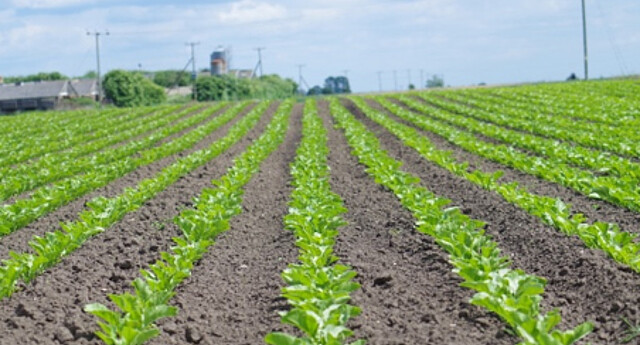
[186,42,200,100]
[393,70,398,91]
[87,30,109,106]
[296,64,308,94]
[377,71,383,92]
[253,47,265,77]
[581,0,589,80]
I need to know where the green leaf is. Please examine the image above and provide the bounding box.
[265,332,306,345]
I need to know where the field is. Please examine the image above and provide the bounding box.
[1,79,640,345]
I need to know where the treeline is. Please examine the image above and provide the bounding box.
[3,69,298,107]
[3,72,67,83]
[195,74,298,101]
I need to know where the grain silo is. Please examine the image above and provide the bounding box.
[211,47,228,76]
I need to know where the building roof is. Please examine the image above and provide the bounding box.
[0,80,70,101]
[68,79,98,97]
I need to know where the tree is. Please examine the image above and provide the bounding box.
[196,74,297,101]
[307,76,351,96]
[80,71,97,79]
[426,75,444,88]
[4,72,67,83]
[103,70,166,107]
[153,70,191,88]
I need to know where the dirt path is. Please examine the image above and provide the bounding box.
[0,103,253,259]
[0,102,276,345]
[153,103,303,344]
[343,99,640,344]
[318,100,516,345]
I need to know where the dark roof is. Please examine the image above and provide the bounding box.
[69,79,98,97]
[0,80,70,101]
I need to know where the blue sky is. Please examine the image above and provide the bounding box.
[0,0,638,92]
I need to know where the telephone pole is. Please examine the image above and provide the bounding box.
[87,30,109,106]
[296,64,308,94]
[186,42,200,100]
[253,47,265,77]
[581,0,589,80]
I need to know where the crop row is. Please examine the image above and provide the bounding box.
[0,106,167,168]
[329,97,592,345]
[483,82,640,125]
[445,90,640,149]
[398,94,640,180]
[0,101,248,236]
[0,103,213,201]
[421,92,640,158]
[266,99,363,345]
[389,96,640,214]
[353,96,640,278]
[0,107,126,147]
[465,88,639,128]
[85,99,293,345]
[0,100,273,299]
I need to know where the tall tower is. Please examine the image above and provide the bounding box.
[210,47,228,76]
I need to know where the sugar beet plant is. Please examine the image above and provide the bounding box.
[0,101,272,300]
[329,98,593,345]
[85,100,293,345]
[355,96,640,279]
[392,95,640,214]
[0,103,209,201]
[265,99,364,345]
[0,102,244,236]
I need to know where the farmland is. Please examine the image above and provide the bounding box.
[1,79,640,345]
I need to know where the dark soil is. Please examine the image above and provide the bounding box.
[3,97,640,345]
[0,101,278,345]
[153,102,303,345]
[384,97,640,236]
[342,98,640,344]
[0,103,254,259]
[317,100,516,345]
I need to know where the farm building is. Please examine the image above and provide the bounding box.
[0,79,98,113]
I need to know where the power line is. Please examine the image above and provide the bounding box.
[186,41,200,100]
[86,30,109,106]
[594,0,629,76]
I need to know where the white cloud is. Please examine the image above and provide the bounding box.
[10,0,92,9]
[218,0,287,24]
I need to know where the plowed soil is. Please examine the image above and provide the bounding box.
[2,97,640,345]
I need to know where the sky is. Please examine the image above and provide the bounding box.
[0,0,638,92]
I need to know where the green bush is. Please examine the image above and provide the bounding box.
[103,70,166,107]
[196,74,297,101]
